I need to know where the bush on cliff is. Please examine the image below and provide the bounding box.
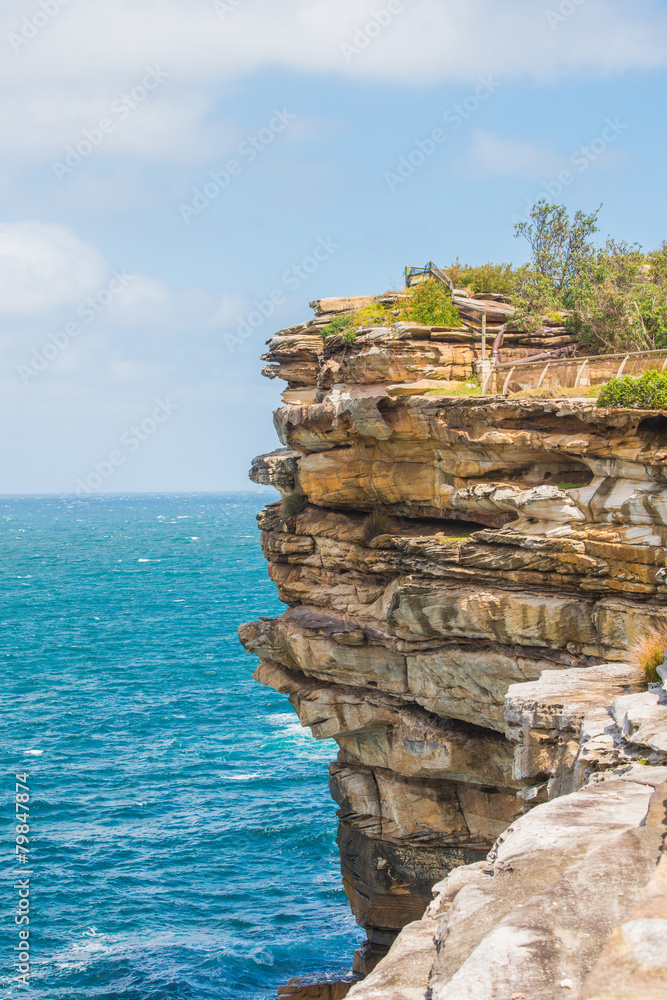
[321,302,394,341]
[321,285,462,338]
[567,240,667,353]
[515,200,601,293]
[450,200,667,353]
[403,279,461,327]
[447,259,525,296]
[596,370,667,409]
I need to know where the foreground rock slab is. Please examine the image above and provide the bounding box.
[347,770,667,1000]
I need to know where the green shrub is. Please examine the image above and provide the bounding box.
[514,199,600,293]
[351,303,394,328]
[569,240,667,353]
[597,370,667,409]
[322,303,393,340]
[446,259,526,295]
[402,279,461,327]
[321,314,351,339]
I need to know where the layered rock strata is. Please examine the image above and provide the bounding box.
[264,292,576,403]
[239,296,667,999]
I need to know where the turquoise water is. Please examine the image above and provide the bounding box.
[1,494,357,999]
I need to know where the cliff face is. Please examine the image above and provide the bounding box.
[239,297,667,1000]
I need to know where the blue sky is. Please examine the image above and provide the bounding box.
[1,0,667,493]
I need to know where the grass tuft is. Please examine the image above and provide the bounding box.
[361,509,394,545]
[509,385,602,400]
[321,303,394,341]
[629,624,667,684]
[426,382,482,398]
[281,491,308,519]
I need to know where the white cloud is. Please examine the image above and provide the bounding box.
[2,0,664,87]
[0,0,664,168]
[0,220,248,333]
[105,275,248,331]
[468,131,566,178]
[0,89,238,166]
[0,221,108,315]
[467,121,636,181]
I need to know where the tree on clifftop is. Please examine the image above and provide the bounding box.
[514,199,600,293]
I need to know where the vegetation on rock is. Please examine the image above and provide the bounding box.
[568,240,667,352]
[280,491,308,519]
[630,625,667,684]
[509,385,602,399]
[361,509,394,544]
[321,313,353,339]
[447,200,667,353]
[447,260,524,296]
[596,370,667,409]
[515,200,601,293]
[425,382,482,397]
[321,280,461,341]
[321,302,393,341]
[320,201,667,356]
[403,278,461,327]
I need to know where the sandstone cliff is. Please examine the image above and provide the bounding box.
[239,294,667,1000]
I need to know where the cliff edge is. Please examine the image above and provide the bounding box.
[239,295,667,1000]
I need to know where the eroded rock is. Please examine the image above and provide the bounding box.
[242,297,667,997]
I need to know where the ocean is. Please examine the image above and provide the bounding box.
[1,493,358,999]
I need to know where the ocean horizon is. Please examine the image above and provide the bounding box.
[1,492,358,999]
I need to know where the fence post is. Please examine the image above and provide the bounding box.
[537,362,551,389]
[502,366,516,396]
[617,354,630,377]
[574,359,589,388]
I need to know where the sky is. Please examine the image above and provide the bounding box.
[1,0,667,494]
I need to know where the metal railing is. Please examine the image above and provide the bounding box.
[482,348,667,396]
[405,261,454,293]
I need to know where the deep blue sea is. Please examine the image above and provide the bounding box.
[0,493,358,999]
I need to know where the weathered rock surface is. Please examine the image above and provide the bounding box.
[346,770,667,1000]
[579,781,667,1000]
[241,295,667,1000]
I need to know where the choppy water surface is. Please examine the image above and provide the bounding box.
[0,494,357,999]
